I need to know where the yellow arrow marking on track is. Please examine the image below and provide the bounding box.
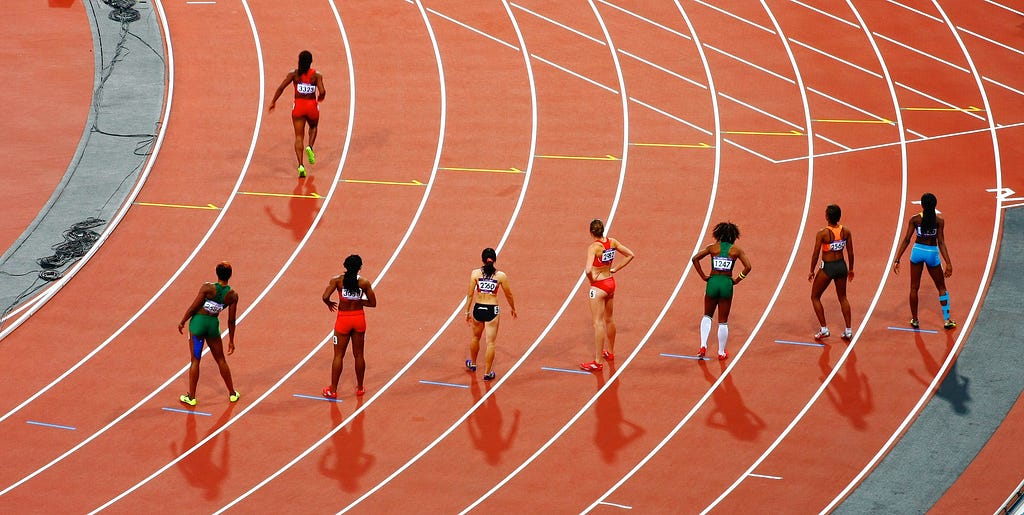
[814,118,894,124]
[133,202,220,210]
[341,179,425,186]
[724,129,803,136]
[238,191,323,199]
[901,106,984,112]
[439,167,524,174]
[536,154,620,161]
[631,142,713,148]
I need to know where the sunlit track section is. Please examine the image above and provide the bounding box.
[0,0,279,496]
[0,0,176,335]
[823,1,1005,510]
[702,1,912,511]
[584,0,823,510]
[344,0,631,511]
[210,0,532,509]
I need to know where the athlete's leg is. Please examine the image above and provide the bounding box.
[810,270,832,327]
[330,331,352,392]
[307,119,319,153]
[589,288,608,361]
[291,117,307,166]
[482,318,500,375]
[909,262,924,320]
[603,296,616,356]
[185,335,203,398]
[834,276,852,329]
[926,264,951,320]
[206,335,236,395]
[469,318,484,366]
[717,298,732,357]
[351,331,366,390]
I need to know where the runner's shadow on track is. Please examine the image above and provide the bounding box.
[265,177,320,241]
[701,362,766,441]
[818,346,873,430]
[909,331,970,415]
[170,404,235,500]
[467,380,520,466]
[593,364,644,463]
[319,398,374,491]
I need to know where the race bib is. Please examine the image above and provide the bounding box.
[297,82,316,95]
[341,287,363,300]
[829,240,846,252]
[477,278,499,294]
[600,248,616,264]
[202,299,225,315]
[711,256,734,271]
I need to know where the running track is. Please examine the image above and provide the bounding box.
[1,0,1023,513]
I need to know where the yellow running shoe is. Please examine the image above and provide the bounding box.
[298,165,306,178]
[305,146,316,165]
[179,394,197,407]
[229,391,240,403]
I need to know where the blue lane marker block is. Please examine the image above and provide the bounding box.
[293,393,343,403]
[660,353,711,361]
[418,380,470,389]
[887,326,939,334]
[541,366,592,375]
[774,339,825,347]
[161,407,212,416]
[26,420,76,431]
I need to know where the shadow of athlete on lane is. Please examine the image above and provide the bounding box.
[171,404,235,500]
[467,380,520,466]
[593,361,645,463]
[909,331,970,415]
[702,361,765,441]
[818,345,873,430]
[265,176,320,242]
[318,397,374,491]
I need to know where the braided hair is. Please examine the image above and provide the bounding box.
[920,193,937,233]
[342,254,362,293]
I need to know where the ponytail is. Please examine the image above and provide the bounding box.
[342,254,362,292]
[920,193,937,233]
[297,50,313,79]
[481,248,497,277]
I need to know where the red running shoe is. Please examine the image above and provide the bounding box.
[718,351,728,361]
[322,386,337,399]
[355,386,366,396]
[580,360,604,372]
[697,346,707,358]
[602,349,614,360]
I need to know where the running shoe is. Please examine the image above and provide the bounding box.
[305,146,316,165]
[322,386,337,399]
[355,386,366,396]
[602,349,615,360]
[944,319,957,330]
[580,360,603,372]
[465,359,477,372]
[841,330,853,341]
[697,346,707,358]
[229,391,241,403]
[910,318,920,329]
[179,394,197,407]
[298,165,306,178]
[718,351,728,361]
[814,329,830,341]
[483,371,496,381]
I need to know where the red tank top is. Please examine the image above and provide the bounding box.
[294,68,316,97]
[592,238,616,267]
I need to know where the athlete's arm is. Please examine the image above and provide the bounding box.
[734,246,752,284]
[691,245,712,282]
[844,228,855,282]
[178,284,211,334]
[316,72,326,102]
[225,291,238,355]
[936,217,953,278]
[808,229,825,281]
[268,71,295,111]
[322,276,339,312]
[498,272,517,319]
[465,270,479,322]
[585,243,598,282]
[360,277,377,308]
[892,217,916,275]
[610,239,635,273]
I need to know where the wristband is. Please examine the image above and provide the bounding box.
[738,272,746,279]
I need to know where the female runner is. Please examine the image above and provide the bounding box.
[892,192,956,329]
[322,255,377,398]
[582,219,635,372]
[269,50,326,178]
[178,262,240,406]
[691,222,752,360]
[808,204,855,341]
[465,248,517,381]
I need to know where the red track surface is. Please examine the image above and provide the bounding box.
[2,1,1023,513]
